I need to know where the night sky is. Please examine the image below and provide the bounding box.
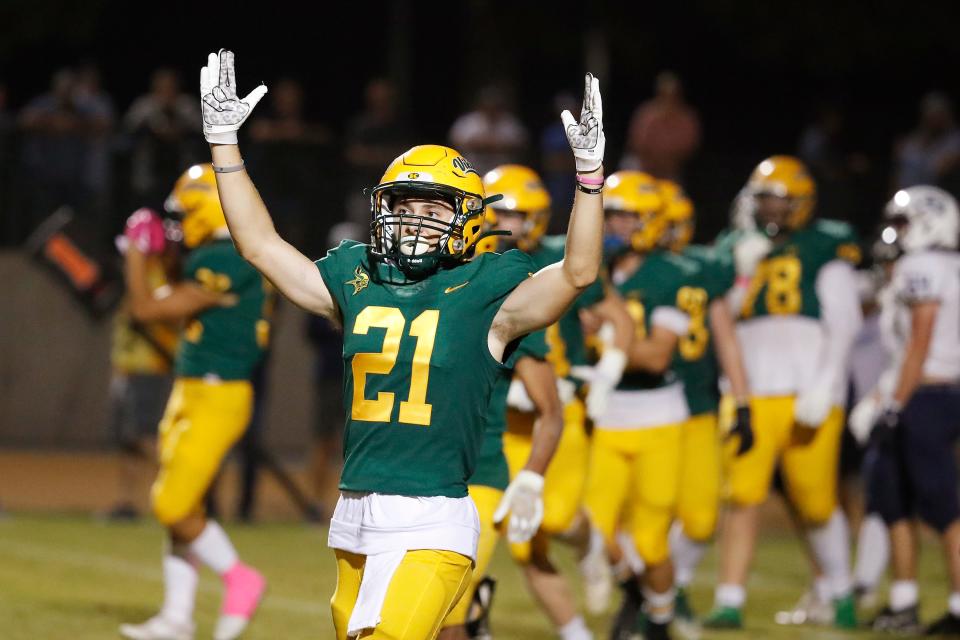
[3,0,958,241]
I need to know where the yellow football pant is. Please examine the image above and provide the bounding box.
[442,484,503,627]
[677,412,721,543]
[332,549,473,640]
[721,395,844,525]
[584,423,682,566]
[503,399,590,563]
[151,378,252,526]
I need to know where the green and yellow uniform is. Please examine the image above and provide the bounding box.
[501,235,602,563]
[152,238,272,526]
[444,330,549,627]
[671,245,733,542]
[714,219,861,523]
[315,240,536,499]
[585,250,697,565]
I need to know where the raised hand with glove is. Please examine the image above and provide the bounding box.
[200,50,267,145]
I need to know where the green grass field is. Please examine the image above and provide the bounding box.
[0,513,952,639]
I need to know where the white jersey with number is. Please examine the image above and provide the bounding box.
[881,249,960,380]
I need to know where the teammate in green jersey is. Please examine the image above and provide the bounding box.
[439,328,562,639]
[199,49,608,639]
[705,156,862,630]
[119,164,273,640]
[657,179,754,628]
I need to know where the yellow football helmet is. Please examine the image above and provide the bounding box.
[746,155,816,232]
[369,144,490,277]
[481,164,552,252]
[165,164,228,248]
[604,170,666,252]
[658,179,694,252]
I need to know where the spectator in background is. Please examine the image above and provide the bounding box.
[18,68,112,235]
[540,91,579,233]
[798,104,871,222]
[74,62,116,231]
[123,69,202,210]
[247,78,330,250]
[449,84,528,174]
[624,71,701,182]
[344,78,412,227]
[893,92,960,191]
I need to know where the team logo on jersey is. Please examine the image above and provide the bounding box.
[444,281,469,294]
[408,172,420,179]
[346,265,369,295]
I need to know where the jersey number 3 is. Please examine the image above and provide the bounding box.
[351,306,439,426]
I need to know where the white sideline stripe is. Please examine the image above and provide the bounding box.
[0,539,324,616]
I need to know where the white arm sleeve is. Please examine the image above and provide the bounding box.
[651,306,690,337]
[813,260,864,394]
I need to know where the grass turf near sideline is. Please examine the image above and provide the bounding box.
[0,513,951,639]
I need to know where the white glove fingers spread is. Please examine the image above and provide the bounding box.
[583,73,593,114]
[207,51,220,86]
[242,85,269,110]
[224,50,236,89]
[560,109,577,132]
[218,49,231,90]
[591,75,602,122]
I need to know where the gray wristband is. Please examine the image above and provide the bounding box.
[212,160,245,174]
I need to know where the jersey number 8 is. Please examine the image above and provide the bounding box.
[742,255,802,317]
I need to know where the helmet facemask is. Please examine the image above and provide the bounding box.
[369,182,485,278]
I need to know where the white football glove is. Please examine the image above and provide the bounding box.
[493,470,545,543]
[849,394,882,446]
[794,384,833,428]
[586,347,627,422]
[733,231,773,278]
[506,378,536,412]
[200,49,268,145]
[561,73,604,173]
[556,377,577,405]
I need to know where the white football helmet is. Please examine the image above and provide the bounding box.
[884,185,959,253]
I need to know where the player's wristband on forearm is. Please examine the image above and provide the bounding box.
[213,160,246,173]
[576,174,604,195]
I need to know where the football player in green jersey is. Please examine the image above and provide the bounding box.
[586,170,700,640]
[439,328,563,639]
[472,164,632,638]
[657,180,754,627]
[198,49,607,639]
[705,156,862,630]
[119,164,273,640]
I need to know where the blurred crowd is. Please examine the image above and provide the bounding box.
[3,63,959,256]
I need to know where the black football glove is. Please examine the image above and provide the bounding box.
[726,404,754,456]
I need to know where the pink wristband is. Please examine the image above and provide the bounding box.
[735,275,752,288]
[576,174,605,185]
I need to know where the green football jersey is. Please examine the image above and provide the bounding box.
[529,235,606,379]
[315,240,536,498]
[176,238,272,380]
[670,245,732,416]
[469,329,549,491]
[615,250,700,391]
[716,219,860,321]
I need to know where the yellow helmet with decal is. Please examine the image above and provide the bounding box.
[369,144,490,277]
[658,179,694,252]
[604,170,666,252]
[746,155,816,232]
[164,164,228,248]
[481,164,551,252]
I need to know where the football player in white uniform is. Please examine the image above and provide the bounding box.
[850,186,960,634]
